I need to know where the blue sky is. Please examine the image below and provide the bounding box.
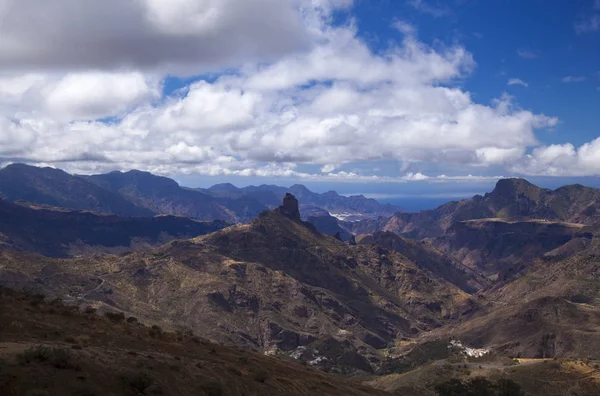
[0,0,599,209]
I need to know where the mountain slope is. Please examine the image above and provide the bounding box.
[0,199,229,257]
[426,230,600,359]
[356,231,487,293]
[0,194,471,374]
[85,170,264,222]
[0,164,152,217]
[430,218,593,278]
[0,287,388,396]
[349,178,600,239]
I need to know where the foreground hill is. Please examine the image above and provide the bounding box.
[348,178,600,239]
[370,357,600,396]
[0,194,470,374]
[0,199,229,257]
[0,287,388,396]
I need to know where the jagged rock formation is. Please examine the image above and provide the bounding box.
[277,193,301,221]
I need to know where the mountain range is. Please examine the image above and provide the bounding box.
[346,178,600,239]
[0,194,472,374]
[1,164,600,394]
[0,164,400,224]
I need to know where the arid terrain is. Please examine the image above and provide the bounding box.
[1,165,600,395]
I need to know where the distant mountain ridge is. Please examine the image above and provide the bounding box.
[0,164,400,223]
[348,178,600,239]
[0,199,230,257]
[204,182,401,220]
[0,164,153,217]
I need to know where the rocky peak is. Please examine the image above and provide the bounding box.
[279,193,301,221]
[491,178,539,198]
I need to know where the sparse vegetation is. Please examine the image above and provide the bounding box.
[18,345,79,370]
[435,377,523,396]
[104,311,125,323]
[121,370,155,393]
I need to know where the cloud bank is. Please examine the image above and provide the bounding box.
[0,0,596,181]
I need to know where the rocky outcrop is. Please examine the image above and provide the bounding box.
[277,193,301,221]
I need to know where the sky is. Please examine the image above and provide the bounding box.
[0,0,599,206]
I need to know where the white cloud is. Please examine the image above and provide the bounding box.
[0,0,341,74]
[513,138,600,176]
[0,0,587,180]
[508,78,529,88]
[392,20,417,36]
[562,76,587,83]
[321,164,339,173]
[517,49,539,60]
[44,72,159,120]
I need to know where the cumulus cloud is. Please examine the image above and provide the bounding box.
[0,0,334,73]
[508,78,529,88]
[512,138,600,176]
[44,72,160,120]
[0,0,590,181]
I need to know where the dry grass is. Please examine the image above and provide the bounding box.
[0,287,388,396]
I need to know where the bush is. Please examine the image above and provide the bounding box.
[18,345,78,370]
[126,316,138,323]
[104,311,125,323]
